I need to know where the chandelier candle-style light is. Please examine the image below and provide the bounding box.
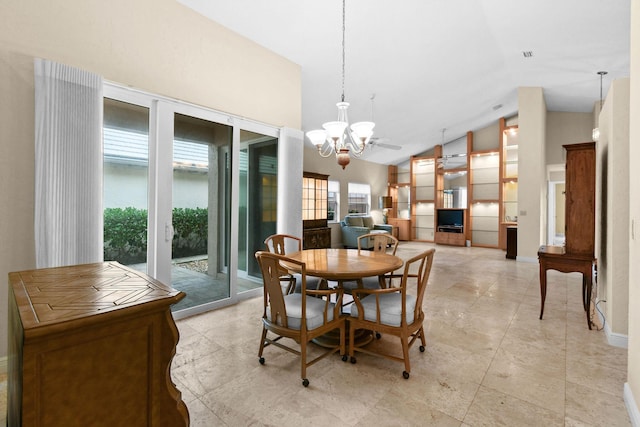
[306,0,375,169]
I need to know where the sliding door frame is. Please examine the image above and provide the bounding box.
[104,82,281,317]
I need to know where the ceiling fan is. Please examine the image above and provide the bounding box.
[366,94,402,151]
[436,129,467,168]
[437,153,467,168]
[369,137,402,151]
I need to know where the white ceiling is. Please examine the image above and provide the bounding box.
[178,0,630,165]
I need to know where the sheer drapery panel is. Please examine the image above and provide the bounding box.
[34,59,103,268]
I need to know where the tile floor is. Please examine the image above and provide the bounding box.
[1,242,631,426]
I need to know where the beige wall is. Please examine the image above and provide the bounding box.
[0,0,301,127]
[0,0,301,359]
[472,122,500,151]
[303,147,389,247]
[627,0,640,417]
[517,87,547,260]
[596,79,630,337]
[0,51,37,362]
[546,112,593,164]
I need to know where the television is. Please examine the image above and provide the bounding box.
[437,209,464,231]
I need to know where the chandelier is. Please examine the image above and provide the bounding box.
[305,0,375,169]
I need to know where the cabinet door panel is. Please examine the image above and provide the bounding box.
[564,144,595,255]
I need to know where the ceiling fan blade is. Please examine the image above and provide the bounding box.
[375,142,402,150]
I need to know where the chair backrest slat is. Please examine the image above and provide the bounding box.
[357,233,399,255]
[399,248,435,321]
[256,251,307,329]
[264,234,302,256]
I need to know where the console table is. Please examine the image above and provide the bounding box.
[8,261,189,426]
[538,245,596,329]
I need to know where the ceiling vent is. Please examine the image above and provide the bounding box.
[522,51,533,58]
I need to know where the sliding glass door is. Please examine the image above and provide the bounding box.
[103,98,150,273]
[238,130,279,291]
[169,112,232,311]
[103,84,281,316]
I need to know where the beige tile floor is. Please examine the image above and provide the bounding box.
[1,242,631,426]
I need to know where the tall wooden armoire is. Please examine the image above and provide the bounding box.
[538,142,596,329]
[564,142,596,256]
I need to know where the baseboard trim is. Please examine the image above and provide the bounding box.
[0,356,6,375]
[516,256,537,263]
[605,326,629,348]
[624,383,640,427]
[595,299,629,348]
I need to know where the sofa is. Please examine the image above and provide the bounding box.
[340,214,393,249]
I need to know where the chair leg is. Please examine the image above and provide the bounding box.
[348,321,356,362]
[286,276,296,294]
[401,335,411,378]
[419,326,426,348]
[258,327,268,357]
[301,340,308,384]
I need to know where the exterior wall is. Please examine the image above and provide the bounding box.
[172,170,209,209]
[0,0,300,358]
[303,147,389,247]
[103,163,148,210]
[517,87,547,261]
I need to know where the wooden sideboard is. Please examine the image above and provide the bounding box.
[387,218,411,241]
[8,261,189,426]
[303,227,331,249]
[434,228,466,246]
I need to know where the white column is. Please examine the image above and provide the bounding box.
[278,128,304,238]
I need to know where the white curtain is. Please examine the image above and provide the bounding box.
[34,59,104,268]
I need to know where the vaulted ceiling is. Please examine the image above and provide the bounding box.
[178,0,630,165]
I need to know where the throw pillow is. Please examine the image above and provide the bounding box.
[362,216,374,229]
[345,216,364,227]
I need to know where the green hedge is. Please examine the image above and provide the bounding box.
[104,207,208,264]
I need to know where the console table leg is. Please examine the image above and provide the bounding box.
[539,266,547,320]
[582,275,588,311]
[585,273,593,330]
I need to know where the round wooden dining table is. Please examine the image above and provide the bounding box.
[282,248,403,348]
[282,248,403,282]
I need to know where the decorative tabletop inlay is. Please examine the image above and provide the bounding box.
[11,261,184,328]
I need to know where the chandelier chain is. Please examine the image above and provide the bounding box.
[598,71,607,111]
[341,0,346,102]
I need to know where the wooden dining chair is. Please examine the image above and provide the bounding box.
[340,233,400,295]
[340,233,400,316]
[264,234,302,294]
[348,248,435,379]
[255,251,347,387]
[264,234,323,293]
[356,233,400,289]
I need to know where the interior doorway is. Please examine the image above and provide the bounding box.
[547,164,566,246]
